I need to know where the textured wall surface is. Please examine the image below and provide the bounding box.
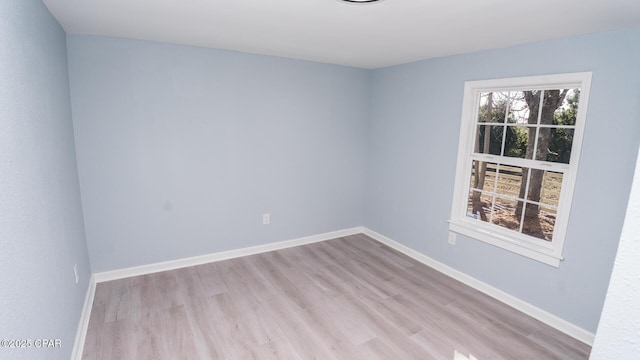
[67,36,369,272]
[0,1,91,359]
[591,145,640,358]
[365,28,640,333]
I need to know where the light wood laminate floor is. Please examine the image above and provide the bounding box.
[82,234,591,359]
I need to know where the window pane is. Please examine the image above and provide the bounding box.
[522,203,555,241]
[507,91,529,124]
[467,190,492,222]
[553,89,580,126]
[545,128,574,164]
[474,124,503,156]
[535,127,574,164]
[525,168,544,207]
[540,89,570,127]
[495,165,524,198]
[491,196,521,232]
[521,90,541,125]
[478,92,509,124]
[504,125,532,159]
[469,161,478,190]
[534,127,551,161]
[469,161,497,192]
[540,171,563,207]
[477,92,489,123]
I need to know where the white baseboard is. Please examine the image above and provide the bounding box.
[76,225,593,356]
[75,227,362,358]
[94,227,364,283]
[362,227,595,346]
[70,274,97,360]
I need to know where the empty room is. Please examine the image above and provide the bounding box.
[2,0,640,359]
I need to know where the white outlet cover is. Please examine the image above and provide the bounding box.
[448,232,456,245]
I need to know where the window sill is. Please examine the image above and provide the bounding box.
[448,220,563,267]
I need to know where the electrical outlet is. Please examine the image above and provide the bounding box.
[74,264,79,284]
[262,213,270,225]
[448,232,456,245]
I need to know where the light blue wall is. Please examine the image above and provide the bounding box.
[0,1,91,359]
[67,36,370,272]
[63,23,640,334]
[365,28,640,333]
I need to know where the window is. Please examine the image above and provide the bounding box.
[449,73,591,267]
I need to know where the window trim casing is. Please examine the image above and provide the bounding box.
[449,72,592,267]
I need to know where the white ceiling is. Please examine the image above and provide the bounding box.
[42,0,640,69]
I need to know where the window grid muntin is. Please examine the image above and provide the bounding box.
[467,87,577,245]
[450,73,591,266]
[474,89,578,163]
[467,160,562,243]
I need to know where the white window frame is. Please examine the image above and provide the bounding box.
[449,72,592,267]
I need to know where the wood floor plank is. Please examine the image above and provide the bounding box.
[259,338,305,360]
[82,234,591,359]
[527,327,592,359]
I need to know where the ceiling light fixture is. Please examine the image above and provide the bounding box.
[340,0,383,4]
